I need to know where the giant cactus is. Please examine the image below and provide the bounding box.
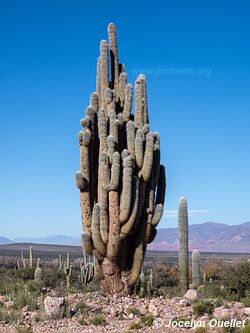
[75,23,166,295]
[178,196,189,294]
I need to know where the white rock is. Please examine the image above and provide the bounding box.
[184,289,199,304]
[244,307,250,315]
[44,296,65,317]
[179,299,188,306]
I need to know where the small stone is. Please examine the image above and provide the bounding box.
[179,299,188,306]
[128,313,134,319]
[0,296,7,303]
[244,307,250,315]
[148,303,158,316]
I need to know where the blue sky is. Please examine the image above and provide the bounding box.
[0,0,249,238]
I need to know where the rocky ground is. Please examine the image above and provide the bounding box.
[0,290,250,333]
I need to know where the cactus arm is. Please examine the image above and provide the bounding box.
[118,72,127,107]
[109,152,120,191]
[100,40,109,111]
[126,121,135,158]
[123,84,133,122]
[96,56,102,105]
[139,132,154,182]
[119,156,133,224]
[82,233,93,255]
[120,176,139,237]
[135,129,144,169]
[91,204,106,257]
[108,23,119,92]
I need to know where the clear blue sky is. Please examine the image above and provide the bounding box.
[0,0,249,238]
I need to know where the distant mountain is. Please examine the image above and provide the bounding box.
[13,235,81,246]
[0,236,13,245]
[148,221,250,253]
[1,222,250,252]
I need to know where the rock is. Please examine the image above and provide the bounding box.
[128,313,134,319]
[148,302,158,316]
[179,299,188,306]
[214,306,233,318]
[184,289,200,304]
[244,307,250,315]
[170,297,181,304]
[0,296,7,303]
[22,306,29,312]
[44,296,65,318]
[4,301,15,308]
[233,302,244,309]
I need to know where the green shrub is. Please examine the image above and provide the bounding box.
[140,314,155,326]
[193,300,215,316]
[127,307,141,315]
[224,262,250,299]
[75,302,91,315]
[194,327,208,333]
[79,317,88,325]
[89,315,107,326]
[153,265,179,288]
[16,327,34,333]
[0,308,21,323]
[129,322,143,329]
[42,269,65,289]
[241,325,250,333]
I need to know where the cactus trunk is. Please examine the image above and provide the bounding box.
[75,23,166,295]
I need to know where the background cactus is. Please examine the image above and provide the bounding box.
[178,196,189,294]
[75,23,166,295]
[192,249,201,288]
[34,258,42,281]
[63,253,72,290]
[29,246,33,269]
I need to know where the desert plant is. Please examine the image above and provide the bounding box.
[16,326,34,333]
[63,253,72,290]
[178,197,189,294]
[192,300,215,316]
[34,258,42,281]
[140,314,155,326]
[241,325,250,333]
[29,246,33,269]
[192,249,201,288]
[75,23,166,295]
[89,314,107,326]
[224,262,250,299]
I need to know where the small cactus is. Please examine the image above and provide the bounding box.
[192,249,201,288]
[21,250,26,269]
[63,253,72,290]
[34,258,42,281]
[178,196,189,294]
[29,246,33,269]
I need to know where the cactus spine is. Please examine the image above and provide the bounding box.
[192,249,201,288]
[178,196,189,294]
[75,23,166,295]
[34,258,42,281]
